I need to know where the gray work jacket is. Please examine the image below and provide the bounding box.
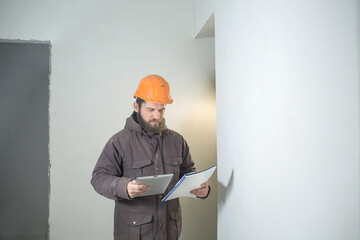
[91,114,195,240]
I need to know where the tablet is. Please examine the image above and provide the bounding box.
[135,173,174,197]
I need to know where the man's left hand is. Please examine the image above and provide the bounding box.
[191,181,210,198]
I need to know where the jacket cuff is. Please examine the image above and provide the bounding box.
[116,177,132,200]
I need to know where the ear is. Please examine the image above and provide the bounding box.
[133,101,139,112]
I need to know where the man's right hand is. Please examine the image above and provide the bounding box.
[127,180,151,199]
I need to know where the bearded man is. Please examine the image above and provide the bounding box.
[91,74,210,240]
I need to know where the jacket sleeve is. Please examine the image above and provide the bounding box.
[179,137,196,178]
[91,136,131,200]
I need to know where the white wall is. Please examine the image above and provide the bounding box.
[215,0,359,239]
[0,1,216,239]
[193,0,215,37]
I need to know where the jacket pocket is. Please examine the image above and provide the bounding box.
[119,214,153,240]
[164,157,182,180]
[123,159,153,178]
[167,206,182,240]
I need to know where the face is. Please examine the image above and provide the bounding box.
[134,101,166,133]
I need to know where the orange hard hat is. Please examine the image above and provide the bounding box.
[134,74,174,104]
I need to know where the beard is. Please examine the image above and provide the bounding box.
[137,112,166,134]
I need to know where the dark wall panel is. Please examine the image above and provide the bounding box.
[0,41,50,240]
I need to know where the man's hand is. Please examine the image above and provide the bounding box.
[191,181,210,198]
[127,180,151,199]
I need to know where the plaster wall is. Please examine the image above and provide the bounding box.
[193,0,215,37]
[215,0,360,239]
[0,1,216,239]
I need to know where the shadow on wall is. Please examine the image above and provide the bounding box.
[177,80,217,240]
[218,169,234,210]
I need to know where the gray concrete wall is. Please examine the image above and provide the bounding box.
[0,41,50,240]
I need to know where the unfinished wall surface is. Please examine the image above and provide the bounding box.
[0,41,50,240]
[215,0,360,239]
[0,1,216,240]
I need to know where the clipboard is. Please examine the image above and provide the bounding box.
[135,173,173,197]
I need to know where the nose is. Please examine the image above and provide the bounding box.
[153,110,161,120]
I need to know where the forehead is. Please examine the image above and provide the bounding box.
[142,101,166,109]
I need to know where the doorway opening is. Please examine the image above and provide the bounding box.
[0,40,51,240]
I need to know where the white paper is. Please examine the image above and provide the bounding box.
[162,165,217,201]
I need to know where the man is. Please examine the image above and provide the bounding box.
[91,74,210,240]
